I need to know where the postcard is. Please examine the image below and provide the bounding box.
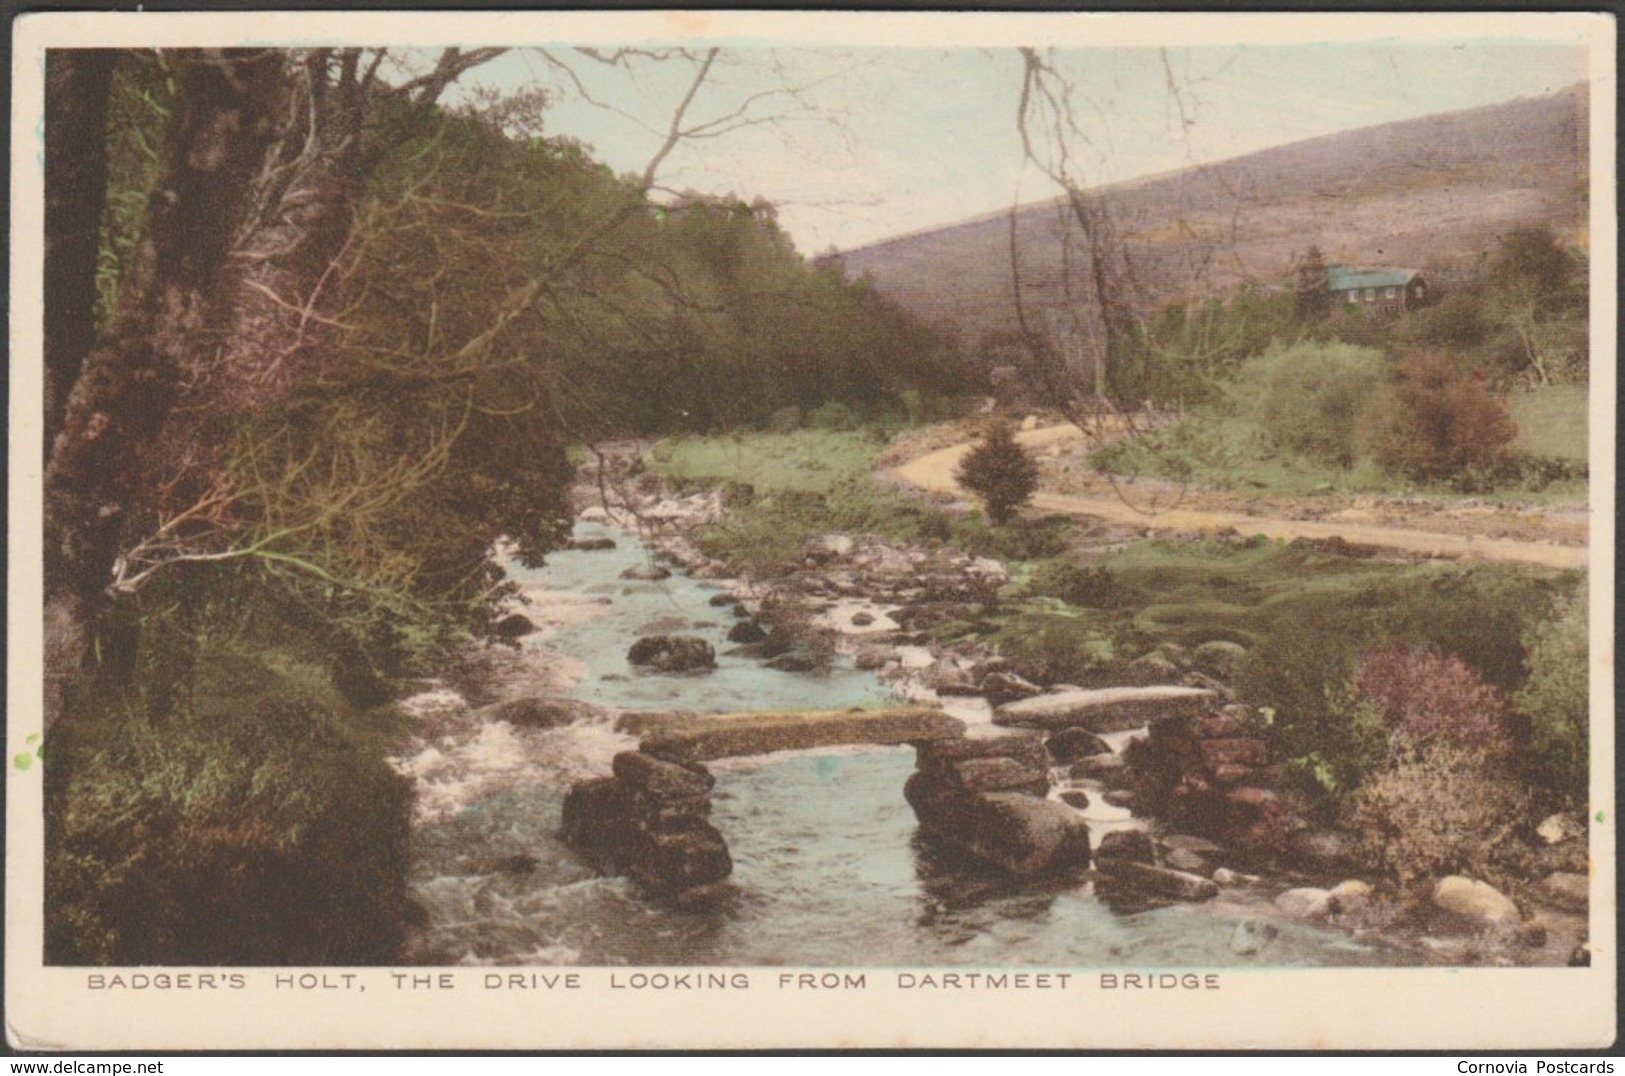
[8,10,1616,1052]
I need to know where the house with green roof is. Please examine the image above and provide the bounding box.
[1326,265,1429,312]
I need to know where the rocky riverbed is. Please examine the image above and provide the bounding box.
[388,460,1590,967]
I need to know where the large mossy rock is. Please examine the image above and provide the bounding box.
[45,646,413,965]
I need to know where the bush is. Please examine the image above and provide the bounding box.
[1374,351,1518,480]
[1373,566,1563,692]
[955,422,1039,524]
[994,612,1117,685]
[1516,590,1589,801]
[1243,341,1388,467]
[1026,560,1124,608]
[1355,645,1516,754]
[952,514,1071,561]
[1350,742,1536,891]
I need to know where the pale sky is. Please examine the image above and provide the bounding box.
[450,33,1589,255]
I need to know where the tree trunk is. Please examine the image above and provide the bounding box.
[43,50,117,456]
[43,49,292,727]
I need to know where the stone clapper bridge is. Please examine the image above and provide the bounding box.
[561,685,1226,908]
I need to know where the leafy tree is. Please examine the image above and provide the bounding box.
[1244,341,1387,468]
[1374,351,1518,480]
[956,422,1040,524]
[1515,589,1589,801]
[1293,244,1331,322]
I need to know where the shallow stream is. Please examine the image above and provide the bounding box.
[394,523,1417,967]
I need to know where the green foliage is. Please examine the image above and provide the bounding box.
[1373,351,1519,481]
[95,52,176,334]
[955,422,1040,524]
[949,514,1071,562]
[1107,287,1301,408]
[1400,225,1587,388]
[991,612,1118,685]
[1293,246,1332,323]
[1096,336,1580,498]
[1024,559,1125,608]
[46,569,413,964]
[1372,565,1566,692]
[1516,588,1589,801]
[1242,341,1388,467]
[1238,561,1563,803]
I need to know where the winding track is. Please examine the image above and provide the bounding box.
[889,425,1590,571]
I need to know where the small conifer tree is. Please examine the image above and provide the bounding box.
[956,421,1040,524]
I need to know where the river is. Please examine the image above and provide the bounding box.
[392,522,1419,967]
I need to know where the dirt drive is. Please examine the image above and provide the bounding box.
[890,424,1589,570]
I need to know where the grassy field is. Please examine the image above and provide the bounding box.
[1508,384,1589,462]
[647,429,892,494]
[1089,412,1397,497]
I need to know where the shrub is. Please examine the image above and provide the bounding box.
[1243,341,1388,467]
[1350,742,1536,891]
[1240,614,1371,796]
[1374,566,1562,692]
[952,514,1071,561]
[955,422,1039,524]
[1355,645,1515,754]
[1026,560,1123,608]
[1516,590,1589,801]
[994,611,1116,685]
[1374,351,1518,480]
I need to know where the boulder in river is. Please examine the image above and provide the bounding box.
[627,635,717,673]
[726,619,768,644]
[625,824,733,895]
[480,697,591,729]
[979,670,1043,707]
[566,536,618,552]
[915,731,1048,778]
[764,647,825,673]
[612,749,716,799]
[620,564,673,582]
[493,613,537,640]
[1229,918,1279,956]
[1045,726,1113,764]
[1538,871,1588,912]
[946,756,1050,797]
[905,775,1091,876]
[1094,857,1218,902]
[1097,829,1155,865]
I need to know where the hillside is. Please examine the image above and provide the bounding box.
[833,86,1588,347]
